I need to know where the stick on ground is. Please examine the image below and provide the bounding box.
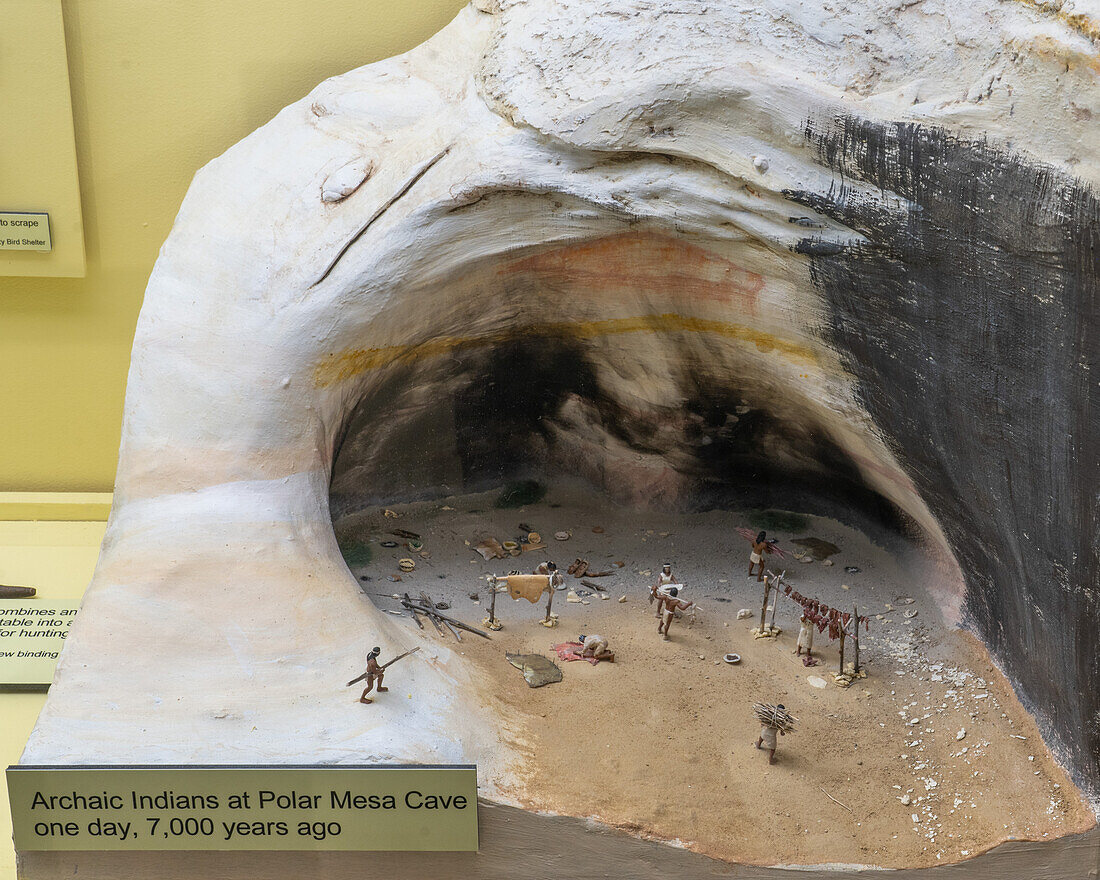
[820,787,853,813]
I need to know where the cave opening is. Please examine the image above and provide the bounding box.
[327,329,915,555]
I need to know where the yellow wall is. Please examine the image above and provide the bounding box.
[0,2,85,278]
[0,0,467,492]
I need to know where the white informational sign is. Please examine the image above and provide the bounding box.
[0,212,51,251]
[0,601,78,685]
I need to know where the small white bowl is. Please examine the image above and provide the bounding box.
[724,653,741,664]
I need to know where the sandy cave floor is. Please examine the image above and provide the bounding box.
[333,484,1094,869]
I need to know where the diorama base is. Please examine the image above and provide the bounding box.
[16,801,1100,880]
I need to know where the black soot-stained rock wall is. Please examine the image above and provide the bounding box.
[789,116,1099,799]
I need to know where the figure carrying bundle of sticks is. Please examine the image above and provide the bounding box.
[753,702,796,765]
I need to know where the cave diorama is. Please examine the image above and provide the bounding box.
[20,0,1098,877]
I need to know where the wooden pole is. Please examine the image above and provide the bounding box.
[488,580,498,626]
[758,577,771,633]
[419,592,447,636]
[769,571,783,629]
[544,582,554,623]
[838,628,846,674]
[853,605,860,673]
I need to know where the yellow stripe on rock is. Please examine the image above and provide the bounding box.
[314,313,820,386]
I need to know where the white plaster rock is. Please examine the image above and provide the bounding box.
[21,0,1098,812]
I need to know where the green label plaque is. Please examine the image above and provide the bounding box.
[7,765,478,851]
[0,212,51,251]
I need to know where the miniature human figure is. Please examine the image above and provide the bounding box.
[657,586,694,641]
[577,633,614,660]
[650,563,679,617]
[349,647,386,704]
[657,563,678,588]
[748,531,771,581]
[795,613,815,658]
[755,703,787,764]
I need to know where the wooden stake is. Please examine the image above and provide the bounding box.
[758,577,771,633]
[544,582,554,623]
[488,579,498,626]
[853,605,860,673]
[769,571,784,629]
[838,627,846,674]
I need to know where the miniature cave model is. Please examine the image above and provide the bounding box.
[20,0,1097,877]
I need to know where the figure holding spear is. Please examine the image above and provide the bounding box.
[347,646,420,704]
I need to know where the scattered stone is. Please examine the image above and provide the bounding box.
[822,559,834,566]
[566,590,582,603]
[841,584,850,590]
[800,555,814,563]
[600,593,610,600]
[592,526,604,533]
[808,676,827,689]
[900,794,912,806]
[905,609,919,618]
[618,595,627,603]
[698,654,706,660]
[845,566,862,573]
[737,608,753,619]
[956,728,966,741]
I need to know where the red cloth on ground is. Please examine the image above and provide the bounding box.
[552,642,601,665]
